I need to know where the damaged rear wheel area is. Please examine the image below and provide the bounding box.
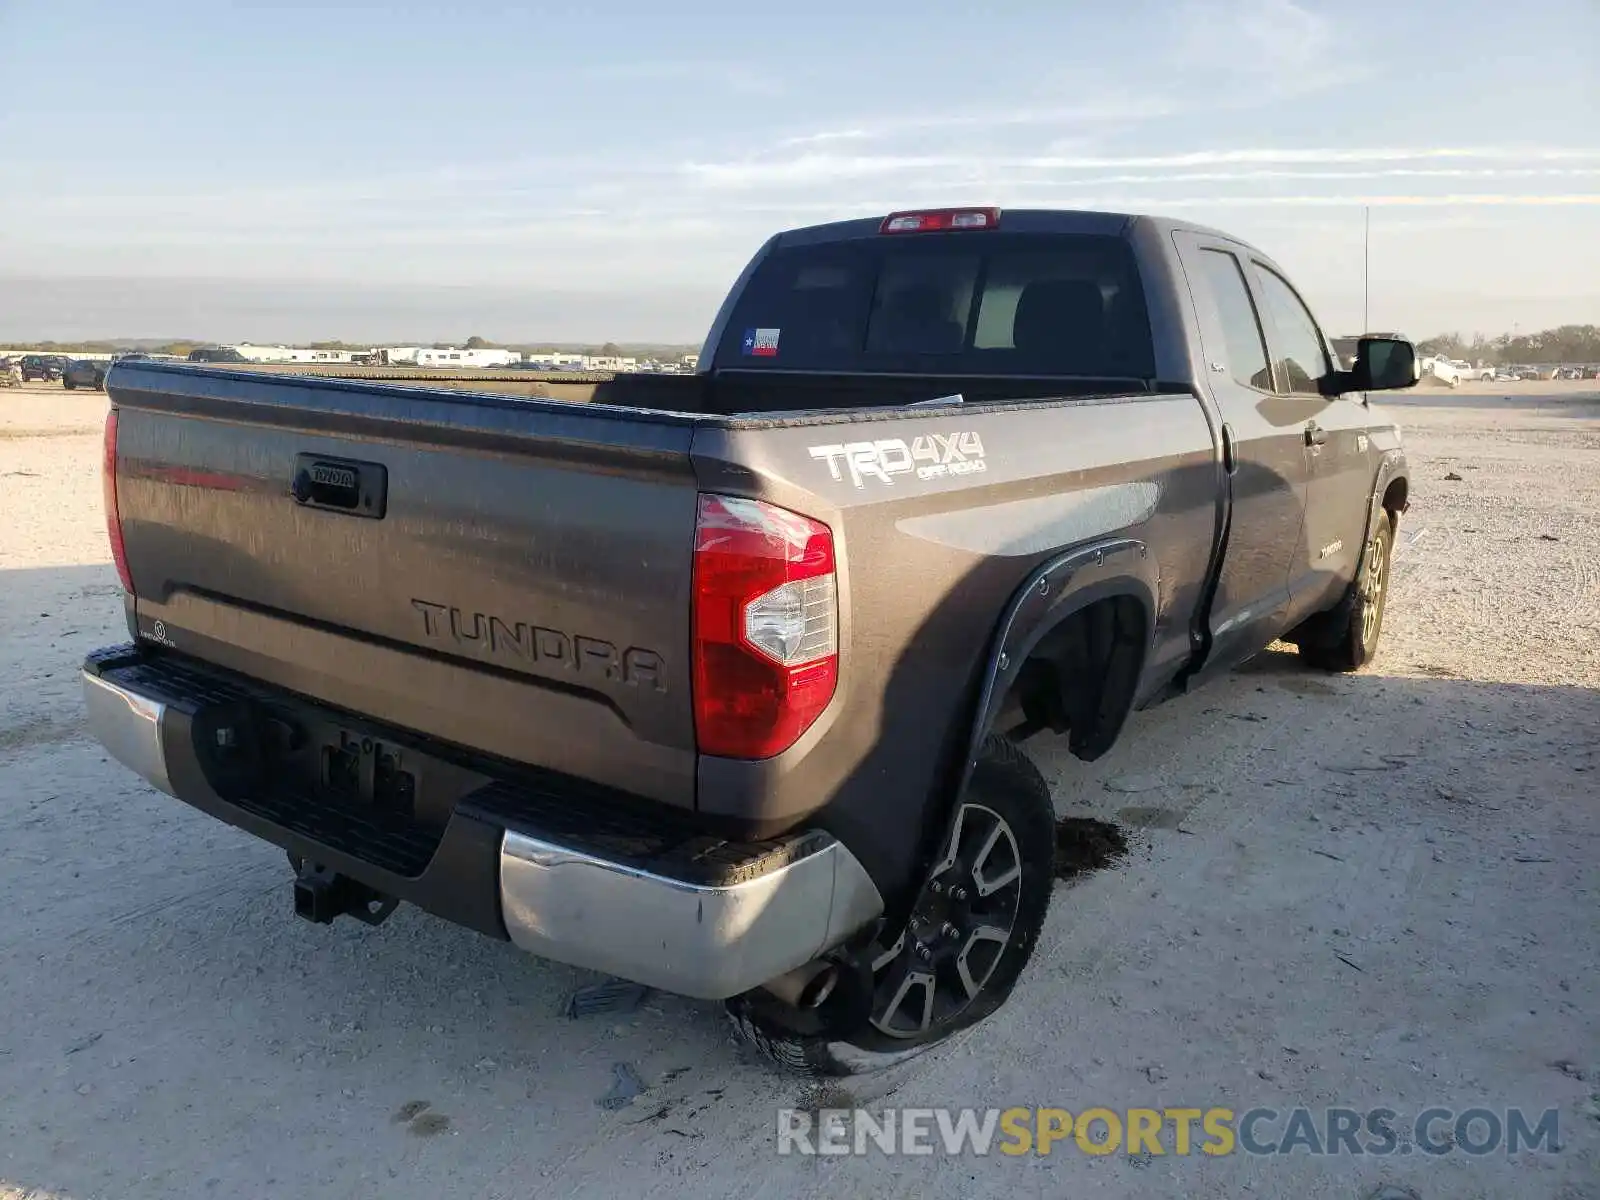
[726,735,1056,1076]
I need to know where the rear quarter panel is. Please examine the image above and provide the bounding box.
[690,393,1219,894]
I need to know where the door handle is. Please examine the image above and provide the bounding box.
[1304,423,1328,447]
[1221,422,1238,475]
[291,453,388,518]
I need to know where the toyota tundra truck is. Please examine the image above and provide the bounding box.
[83,207,1416,1074]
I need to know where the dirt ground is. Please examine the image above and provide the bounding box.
[1,380,1596,1199]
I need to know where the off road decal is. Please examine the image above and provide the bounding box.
[809,432,987,488]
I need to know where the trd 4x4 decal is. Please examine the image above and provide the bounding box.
[809,432,987,488]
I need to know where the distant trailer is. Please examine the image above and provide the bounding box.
[411,348,522,369]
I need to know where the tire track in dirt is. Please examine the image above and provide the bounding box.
[0,713,89,755]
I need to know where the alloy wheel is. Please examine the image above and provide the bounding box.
[867,802,1024,1038]
[1362,528,1387,646]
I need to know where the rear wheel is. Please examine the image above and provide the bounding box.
[1299,510,1393,671]
[727,735,1056,1075]
[63,379,76,390]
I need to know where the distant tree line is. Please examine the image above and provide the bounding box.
[13,340,183,355]
[1415,325,1600,365]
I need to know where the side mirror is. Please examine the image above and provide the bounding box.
[1352,337,1418,391]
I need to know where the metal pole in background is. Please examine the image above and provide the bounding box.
[1363,206,1371,334]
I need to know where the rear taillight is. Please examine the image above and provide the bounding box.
[103,408,133,593]
[692,494,838,759]
[880,207,1001,234]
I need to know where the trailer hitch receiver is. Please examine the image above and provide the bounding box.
[293,862,399,926]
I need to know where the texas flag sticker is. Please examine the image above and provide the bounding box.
[742,327,781,357]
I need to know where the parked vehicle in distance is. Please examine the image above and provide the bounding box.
[84,207,1416,1075]
[188,347,252,364]
[1418,356,1460,386]
[62,358,112,390]
[20,354,66,383]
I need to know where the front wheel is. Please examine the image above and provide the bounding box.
[1299,510,1393,671]
[727,735,1057,1075]
[63,379,76,390]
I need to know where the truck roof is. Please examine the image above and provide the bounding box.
[770,208,1252,251]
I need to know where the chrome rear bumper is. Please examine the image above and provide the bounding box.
[499,829,882,1000]
[82,670,175,797]
[82,659,882,1000]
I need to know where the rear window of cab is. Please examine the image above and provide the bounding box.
[717,232,1155,379]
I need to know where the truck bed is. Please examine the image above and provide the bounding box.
[268,365,1152,416]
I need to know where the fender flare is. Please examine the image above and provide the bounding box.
[1367,449,1408,530]
[877,535,1159,922]
[958,536,1159,798]
[1357,449,1409,574]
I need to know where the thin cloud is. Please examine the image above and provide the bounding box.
[685,154,960,187]
[1172,0,1348,98]
[574,60,785,97]
[771,3,1342,154]
[683,147,1600,188]
[989,167,1600,187]
[776,129,874,149]
[772,95,1176,148]
[1003,194,1600,209]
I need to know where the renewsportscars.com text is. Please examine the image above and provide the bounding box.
[776,1106,1562,1158]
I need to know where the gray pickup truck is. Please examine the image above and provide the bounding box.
[84,207,1415,1074]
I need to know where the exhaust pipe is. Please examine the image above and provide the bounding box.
[761,960,840,1010]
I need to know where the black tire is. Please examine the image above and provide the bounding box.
[63,379,76,390]
[727,734,1057,1076]
[1299,510,1393,671]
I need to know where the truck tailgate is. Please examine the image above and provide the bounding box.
[108,364,701,808]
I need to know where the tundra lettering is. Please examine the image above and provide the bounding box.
[409,599,667,691]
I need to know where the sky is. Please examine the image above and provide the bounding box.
[1,0,1597,344]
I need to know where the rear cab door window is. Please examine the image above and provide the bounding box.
[1189,248,1273,393]
[1249,263,1333,396]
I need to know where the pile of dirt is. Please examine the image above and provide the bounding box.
[1053,817,1129,880]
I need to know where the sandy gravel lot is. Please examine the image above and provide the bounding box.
[1,380,1596,1199]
